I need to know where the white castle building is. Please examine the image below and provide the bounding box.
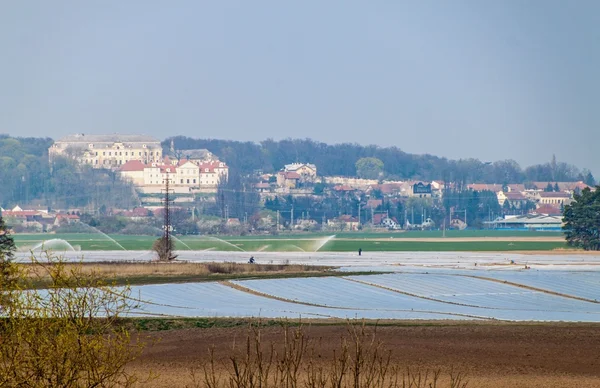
[49,133,163,168]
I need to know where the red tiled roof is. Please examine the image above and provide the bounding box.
[372,213,385,225]
[198,160,228,173]
[507,184,525,192]
[380,183,403,194]
[2,210,42,217]
[533,181,589,191]
[369,183,403,194]
[280,171,300,179]
[539,192,571,198]
[254,183,270,189]
[338,215,358,223]
[56,214,80,220]
[119,160,146,172]
[532,204,562,216]
[504,192,526,200]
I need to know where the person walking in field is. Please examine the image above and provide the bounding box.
[358,248,362,256]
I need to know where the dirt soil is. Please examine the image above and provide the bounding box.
[128,322,600,387]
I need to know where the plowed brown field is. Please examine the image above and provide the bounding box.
[128,322,600,387]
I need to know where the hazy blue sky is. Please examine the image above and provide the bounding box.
[1,1,599,176]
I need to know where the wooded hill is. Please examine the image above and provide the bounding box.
[165,136,595,186]
[0,135,136,210]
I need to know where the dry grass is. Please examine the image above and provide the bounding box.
[20,262,329,281]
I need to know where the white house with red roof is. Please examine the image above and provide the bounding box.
[119,160,146,185]
[284,163,317,181]
[198,160,229,188]
[118,157,227,193]
[277,171,301,189]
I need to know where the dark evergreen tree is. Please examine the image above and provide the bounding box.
[0,216,17,301]
[0,216,16,259]
[583,170,596,186]
[563,187,600,250]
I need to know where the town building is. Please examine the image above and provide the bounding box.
[277,171,301,189]
[283,163,317,181]
[49,134,163,168]
[412,182,433,197]
[532,204,562,216]
[327,215,360,231]
[536,192,572,207]
[497,192,529,208]
[1,206,79,232]
[118,157,228,193]
[486,214,563,231]
[198,160,229,188]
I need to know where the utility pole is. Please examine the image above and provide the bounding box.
[160,171,177,261]
[358,203,361,225]
[290,205,294,230]
[276,210,280,231]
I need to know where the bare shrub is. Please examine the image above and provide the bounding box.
[189,321,468,388]
[0,251,149,387]
[153,236,178,261]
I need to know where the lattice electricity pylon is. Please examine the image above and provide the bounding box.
[160,170,178,261]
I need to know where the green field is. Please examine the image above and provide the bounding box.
[13,231,567,252]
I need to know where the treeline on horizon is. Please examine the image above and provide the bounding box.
[166,136,596,186]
